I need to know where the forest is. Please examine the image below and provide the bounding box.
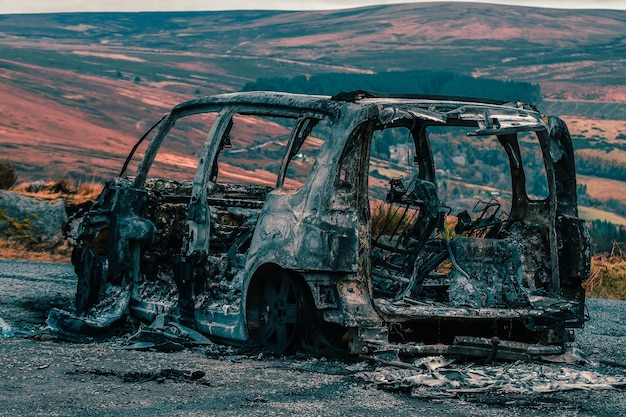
[242,70,541,104]
[576,154,626,183]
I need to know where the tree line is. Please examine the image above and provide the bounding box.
[576,155,626,182]
[242,70,541,103]
[587,220,626,254]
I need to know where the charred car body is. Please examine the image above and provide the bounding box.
[49,91,590,359]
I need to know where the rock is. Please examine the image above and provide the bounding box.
[0,190,67,243]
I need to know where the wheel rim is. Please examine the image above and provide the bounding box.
[258,273,300,354]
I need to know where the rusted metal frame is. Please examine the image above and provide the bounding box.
[120,113,168,178]
[411,123,437,183]
[496,133,529,221]
[545,117,590,310]
[175,91,338,115]
[450,104,546,137]
[53,93,590,355]
[533,126,563,294]
[104,186,156,285]
[495,131,558,297]
[546,117,578,215]
[325,108,384,335]
[401,249,450,300]
[356,118,378,285]
[182,108,234,256]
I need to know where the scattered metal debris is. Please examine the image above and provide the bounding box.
[355,354,626,397]
[0,317,13,337]
[49,90,590,359]
[118,314,214,352]
[1,316,42,338]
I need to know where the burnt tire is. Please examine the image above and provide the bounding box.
[252,271,309,355]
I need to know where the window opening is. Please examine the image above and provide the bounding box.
[213,113,296,187]
[517,131,549,200]
[428,126,512,216]
[131,112,218,182]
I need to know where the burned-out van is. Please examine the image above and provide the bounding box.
[50,91,590,359]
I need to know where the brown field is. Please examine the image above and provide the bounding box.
[562,118,626,143]
[579,175,626,206]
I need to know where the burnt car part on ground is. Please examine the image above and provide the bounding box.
[48,90,590,362]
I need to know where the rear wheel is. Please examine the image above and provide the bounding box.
[255,271,305,354]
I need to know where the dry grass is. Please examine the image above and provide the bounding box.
[0,238,71,262]
[12,178,102,205]
[585,245,626,300]
[370,201,458,240]
[370,201,417,238]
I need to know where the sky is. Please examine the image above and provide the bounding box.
[1,0,625,14]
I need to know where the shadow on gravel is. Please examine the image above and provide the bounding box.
[19,295,71,321]
[68,368,211,385]
[464,394,584,414]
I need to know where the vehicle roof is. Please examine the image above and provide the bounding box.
[172,91,339,116]
[172,90,540,115]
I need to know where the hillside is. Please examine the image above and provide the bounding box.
[0,3,625,221]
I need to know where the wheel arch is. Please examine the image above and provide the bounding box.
[244,263,310,333]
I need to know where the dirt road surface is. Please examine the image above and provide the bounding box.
[2,259,626,417]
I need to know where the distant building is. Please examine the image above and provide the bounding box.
[389,144,410,164]
[452,155,466,166]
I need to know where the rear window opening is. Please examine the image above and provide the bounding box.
[367,122,553,319]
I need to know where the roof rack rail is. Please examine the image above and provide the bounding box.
[331,89,509,105]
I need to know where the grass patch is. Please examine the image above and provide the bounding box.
[585,247,626,300]
[370,201,417,238]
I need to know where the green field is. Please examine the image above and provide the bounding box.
[579,206,626,227]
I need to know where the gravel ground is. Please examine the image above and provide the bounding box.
[1,259,626,417]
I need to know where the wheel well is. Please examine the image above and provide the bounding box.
[245,265,351,354]
[245,264,310,333]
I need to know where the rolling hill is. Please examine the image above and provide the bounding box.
[0,2,625,222]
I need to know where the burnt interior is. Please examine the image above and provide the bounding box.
[366,117,585,345]
[134,179,270,319]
